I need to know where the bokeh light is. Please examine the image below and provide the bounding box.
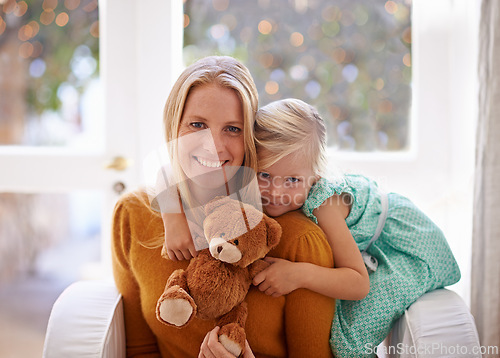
[212,0,229,11]
[19,42,34,58]
[290,32,304,47]
[265,81,279,95]
[385,1,398,15]
[56,12,69,27]
[14,1,28,16]
[64,0,80,11]
[258,20,273,35]
[40,9,55,25]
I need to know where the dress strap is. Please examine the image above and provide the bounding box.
[361,192,388,273]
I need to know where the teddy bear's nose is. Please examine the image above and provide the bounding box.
[217,246,223,254]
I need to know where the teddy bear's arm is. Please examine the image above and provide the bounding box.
[248,259,270,280]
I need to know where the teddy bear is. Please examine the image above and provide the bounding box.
[156,195,282,357]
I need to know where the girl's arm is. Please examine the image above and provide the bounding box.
[254,195,369,300]
[309,194,370,300]
[156,165,200,261]
[161,212,200,261]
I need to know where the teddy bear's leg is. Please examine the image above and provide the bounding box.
[156,269,197,327]
[217,302,248,357]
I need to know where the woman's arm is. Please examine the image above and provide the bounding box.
[112,193,162,357]
[199,326,255,358]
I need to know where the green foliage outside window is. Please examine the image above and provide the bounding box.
[0,0,99,145]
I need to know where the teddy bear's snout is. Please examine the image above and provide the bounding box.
[209,237,242,264]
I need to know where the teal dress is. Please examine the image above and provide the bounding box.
[302,174,461,358]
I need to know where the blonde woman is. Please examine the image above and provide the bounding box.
[112,57,334,358]
[252,98,461,357]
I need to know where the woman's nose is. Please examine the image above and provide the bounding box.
[201,130,225,155]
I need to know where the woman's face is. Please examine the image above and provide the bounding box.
[177,84,245,189]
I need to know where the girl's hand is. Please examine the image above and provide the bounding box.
[162,213,203,261]
[199,326,254,358]
[252,258,302,297]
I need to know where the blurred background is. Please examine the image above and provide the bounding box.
[0,0,479,357]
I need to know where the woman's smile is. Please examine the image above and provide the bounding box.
[193,155,228,169]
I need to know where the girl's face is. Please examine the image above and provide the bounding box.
[177,84,245,189]
[257,151,318,217]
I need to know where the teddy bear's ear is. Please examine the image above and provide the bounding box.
[204,196,234,215]
[265,216,282,249]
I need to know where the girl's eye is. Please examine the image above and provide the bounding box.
[286,177,300,183]
[258,172,271,179]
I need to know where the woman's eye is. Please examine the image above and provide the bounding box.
[190,122,205,129]
[226,126,241,134]
[258,172,270,179]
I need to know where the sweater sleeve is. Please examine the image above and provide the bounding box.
[272,210,335,358]
[111,192,162,358]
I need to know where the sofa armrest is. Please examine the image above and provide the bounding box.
[387,288,481,358]
[43,280,125,358]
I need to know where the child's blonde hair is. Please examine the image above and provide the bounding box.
[255,98,327,177]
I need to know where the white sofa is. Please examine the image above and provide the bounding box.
[42,281,481,358]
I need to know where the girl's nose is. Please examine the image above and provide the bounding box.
[270,185,282,198]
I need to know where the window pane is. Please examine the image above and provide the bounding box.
[184,0,412,151]
[0,0,101,147]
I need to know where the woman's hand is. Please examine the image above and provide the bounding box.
[162,212,203,261]
[252,258,303,297]
[199,326,254,358]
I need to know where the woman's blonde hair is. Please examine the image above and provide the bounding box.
[255,98,327,177]
[164,56,259,176]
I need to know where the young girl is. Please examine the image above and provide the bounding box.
[252,98,461,357]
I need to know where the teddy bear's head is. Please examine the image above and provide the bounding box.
[203,196,281,268]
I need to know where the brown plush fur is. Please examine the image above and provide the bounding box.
[156,197,282,356]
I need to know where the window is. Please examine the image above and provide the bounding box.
[184,0,412,151]
[0,0,100,147]
[0,0,101,279]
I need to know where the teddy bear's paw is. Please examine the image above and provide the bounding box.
[156,286,196,327]
[219,323,245,357]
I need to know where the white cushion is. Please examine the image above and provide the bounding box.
[387,289,481,358]
[42,280,125,358]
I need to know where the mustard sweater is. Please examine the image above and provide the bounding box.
[112,190,334,358]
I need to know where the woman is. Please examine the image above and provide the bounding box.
[112,56,334,357]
